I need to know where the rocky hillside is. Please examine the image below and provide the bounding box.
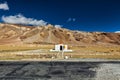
[0,23,120,45]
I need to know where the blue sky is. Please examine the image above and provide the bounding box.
[0,0,120,32]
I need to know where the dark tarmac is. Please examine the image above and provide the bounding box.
[0,61,119,80]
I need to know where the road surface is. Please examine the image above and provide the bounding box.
[0,61,119,80]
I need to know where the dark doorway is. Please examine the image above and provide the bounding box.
[60,45,63,51]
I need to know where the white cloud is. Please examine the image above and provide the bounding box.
[1,14,47,26]
[115,31,120,33]
[0,2,9,10]
[67,18,76,22]
[54,25,62,28]
[67,18,72,22]
[73,18,76,22]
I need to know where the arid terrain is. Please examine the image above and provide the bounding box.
[0,23,120,45]
[0,23,120,60]
[0,23,120,80]
[0,44,120,60]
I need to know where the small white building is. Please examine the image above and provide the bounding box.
[50,44,73,52]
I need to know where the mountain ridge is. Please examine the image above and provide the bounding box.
[0,23,120,45]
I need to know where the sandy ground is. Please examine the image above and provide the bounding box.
[0,61,119,80]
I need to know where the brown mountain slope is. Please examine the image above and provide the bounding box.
[0,23,120,45]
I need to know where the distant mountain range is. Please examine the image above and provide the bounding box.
[0,23,120,45]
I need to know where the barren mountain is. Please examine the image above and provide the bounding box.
[0,23,120,45]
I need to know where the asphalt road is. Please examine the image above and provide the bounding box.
[0,61,119,80]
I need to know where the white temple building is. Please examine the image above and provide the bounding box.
[50,44,73,52]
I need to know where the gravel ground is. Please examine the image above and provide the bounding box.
[95,63,120,80]
[0,61,119,80]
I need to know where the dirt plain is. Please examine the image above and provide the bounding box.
[0,44,120,60]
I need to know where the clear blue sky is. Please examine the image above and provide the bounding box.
[0,0,120,32]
